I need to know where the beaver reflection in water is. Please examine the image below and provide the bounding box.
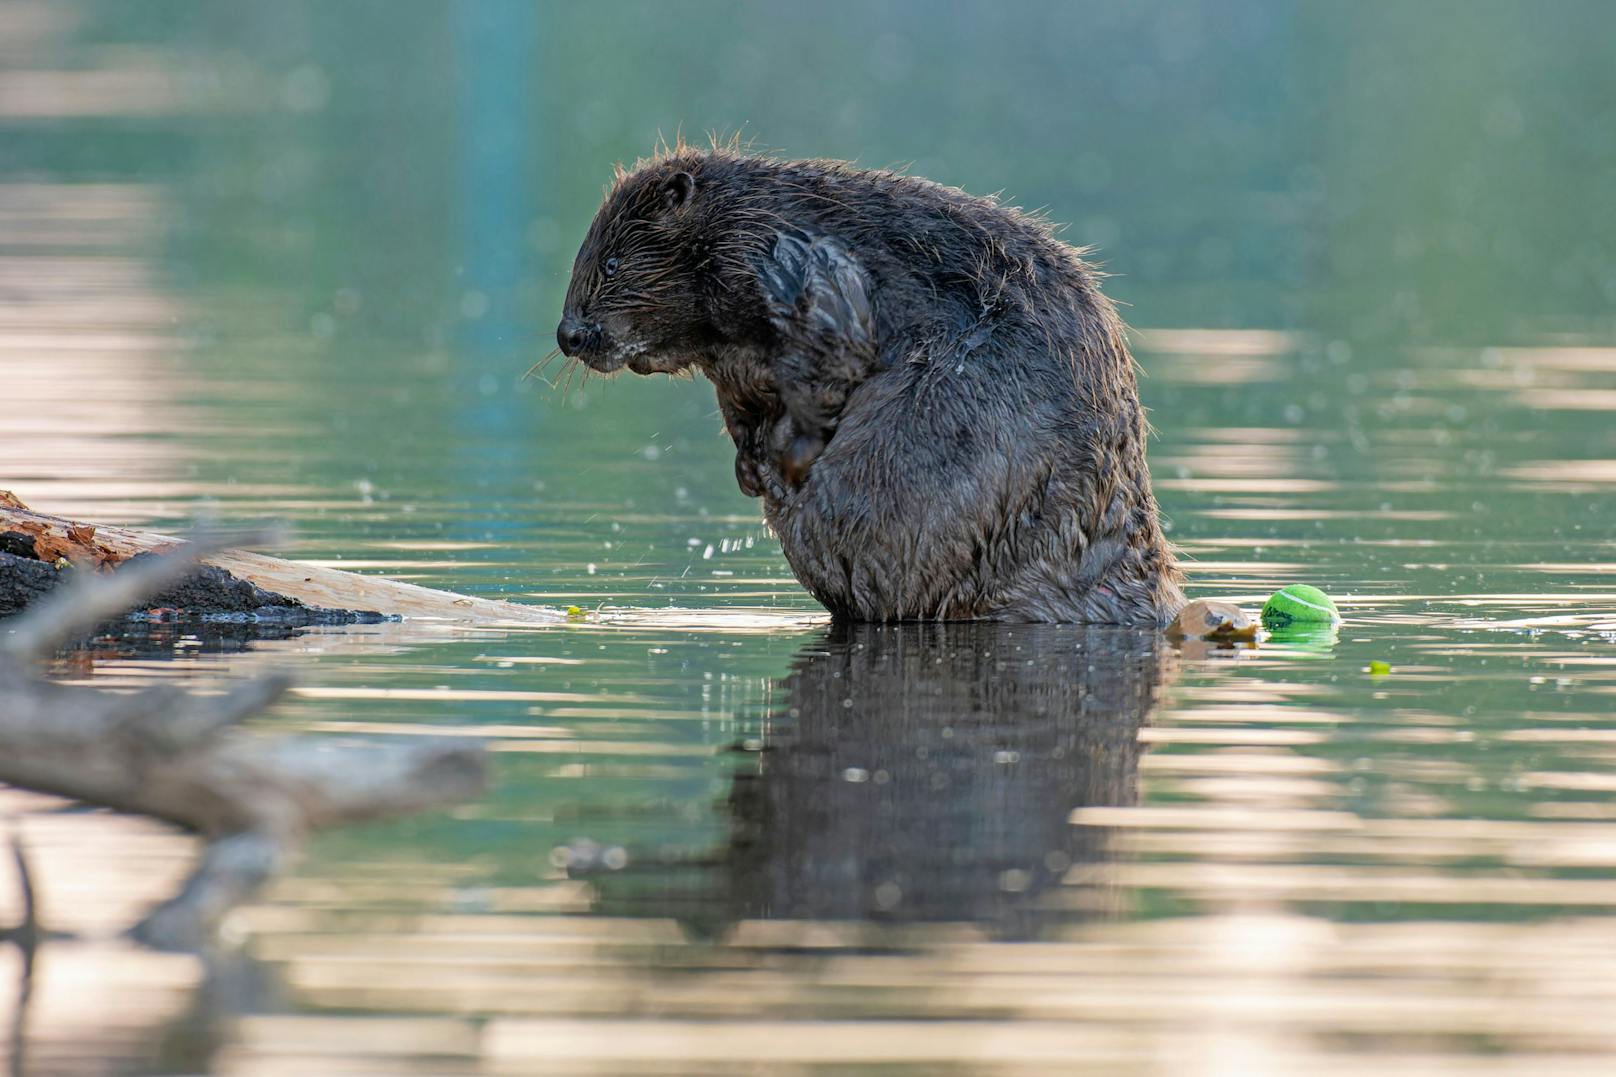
[558,146,1185,625]
[567,622,1165,938]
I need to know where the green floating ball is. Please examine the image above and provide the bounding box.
[1260,584,1341,629]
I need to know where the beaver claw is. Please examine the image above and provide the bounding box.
[759,232,812,314]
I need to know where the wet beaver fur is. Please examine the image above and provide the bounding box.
[557,145,1185,625]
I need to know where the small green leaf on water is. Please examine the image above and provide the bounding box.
[1368,660,1391,676]
[565,605,584,619]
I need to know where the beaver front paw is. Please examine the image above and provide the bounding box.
[734,452,765,498]
[733,415,809,500]
[779,432,825,487]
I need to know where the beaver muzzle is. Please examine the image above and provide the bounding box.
[556,315,600,358]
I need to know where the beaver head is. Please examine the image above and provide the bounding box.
[557,153,771,375]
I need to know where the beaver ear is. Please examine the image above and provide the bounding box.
[661,172,694,213]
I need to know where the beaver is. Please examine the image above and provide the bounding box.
[557,145,1186,625]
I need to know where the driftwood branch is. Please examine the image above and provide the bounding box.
[0,532,488,950]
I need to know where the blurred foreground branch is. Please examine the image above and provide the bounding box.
[0,533,486,950]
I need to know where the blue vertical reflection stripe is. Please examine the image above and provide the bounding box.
[451,0,538,556]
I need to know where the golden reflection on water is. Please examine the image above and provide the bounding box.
[0,182,199,522]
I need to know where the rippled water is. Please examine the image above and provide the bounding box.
[4,2,1616,1074]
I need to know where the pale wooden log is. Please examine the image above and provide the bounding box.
[0,499,559,626]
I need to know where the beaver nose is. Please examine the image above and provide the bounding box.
[557,316,594,357]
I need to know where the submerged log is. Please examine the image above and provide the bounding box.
[0,530,488,949]
[0,494,559,625]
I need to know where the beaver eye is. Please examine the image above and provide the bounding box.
[604,257,620,279]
